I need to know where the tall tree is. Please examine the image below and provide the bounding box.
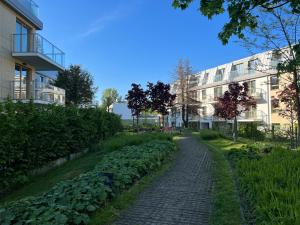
[214,82,256,142]
[126,83,148,129]
[172,0,300,44]
[276,83,298,147]
[101,88,120,111]
[54,65,97,106]
[147,81,176,127]
[172,59,199,128]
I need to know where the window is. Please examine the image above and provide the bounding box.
[231,63,244,78]
[190,91,198,100]
[202,106,207,116]
[15,21,29,52]
[214,68,224,82]
[248,59,259,73]
[202,90,206,100]
[271,97,280,113]
[271,75,279,90]
[214,86,223,98]
[14,64,29,99]
[202,73,209,85]
[246,80,256,94]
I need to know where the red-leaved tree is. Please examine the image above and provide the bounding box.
[214,82,256,142]
[147,81,176,127]
[126,83,148,130]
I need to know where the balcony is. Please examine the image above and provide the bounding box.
[250,89,266,100]
[4,0,42,29]
[239,110,266,122]
[12,33,65,71]
[10,80,65,105]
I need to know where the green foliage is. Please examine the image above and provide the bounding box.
[0,101,122,195]
[54,65,97,106]
[172,0,300,44]
[199,129,222,140]
[101,88,120,111]
[0,140,176,225]
[228,146,300,224]
[238,123,265,141]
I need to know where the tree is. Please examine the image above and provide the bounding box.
[214,82,256,142]
[275,83,298,147]
[172,59,200,128]
[101,88,120,111]
[126,83,148,129]
[147,81,176,127]
[54,65,97,106]
[172,0,300,44]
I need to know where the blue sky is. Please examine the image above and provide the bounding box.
[37,0,253,102]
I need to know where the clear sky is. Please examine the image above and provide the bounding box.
[37,0,253,102]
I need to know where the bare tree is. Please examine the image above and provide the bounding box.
[240,6,300,143]
[172,59,202,128]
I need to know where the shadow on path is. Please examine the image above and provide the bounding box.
[114,136,213,225]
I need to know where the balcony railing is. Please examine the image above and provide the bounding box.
[10,80,65,104]
[12,33,65,69]
[16,0,39,17]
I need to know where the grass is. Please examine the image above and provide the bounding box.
[193,131,243,225]
[0,132,173,205]
[88,143,178,225]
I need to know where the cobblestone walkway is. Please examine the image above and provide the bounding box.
[114,136,213,225]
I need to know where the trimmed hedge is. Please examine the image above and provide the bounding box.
[0,101,122,195]
[0,140,176,225]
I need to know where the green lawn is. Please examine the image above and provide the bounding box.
[0,149,105,204]
[193,132,243,225]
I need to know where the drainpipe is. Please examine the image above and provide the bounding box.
[266,76,272,129]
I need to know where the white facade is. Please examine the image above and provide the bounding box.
[170,49,284,129]
[110,102,132,120]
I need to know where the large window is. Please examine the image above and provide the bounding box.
[202,73,209,85]
[248,59,259,73]
[231,63,244,77]
[14,64,29,99]
[214,68,224,82]
[246,80,256,94]
[214,86,223,98]
[15,21,29,52]
[271,75,279,90]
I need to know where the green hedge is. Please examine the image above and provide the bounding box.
[0,101,122,195]
[0,140,176,225]
[227,146,300,224]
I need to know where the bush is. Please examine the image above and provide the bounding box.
[0,101,122,195]
[238,122,265,141]
[199,129,221,140]
[0,140,176,225]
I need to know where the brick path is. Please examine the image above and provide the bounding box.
[114,136,213,225]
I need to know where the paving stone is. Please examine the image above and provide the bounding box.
[114,136,213,225]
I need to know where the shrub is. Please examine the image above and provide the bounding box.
[0,101,122,195]
[238,122,265,141]
[0,140,176,225]
[199,129,221,140]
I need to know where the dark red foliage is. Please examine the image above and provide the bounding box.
[126,83,148,117]
[214,82,256,120]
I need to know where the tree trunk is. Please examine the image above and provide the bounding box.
[162,115,165,127]
[181,104,186,128]
[233,116,238,142]
[136,115,139,133]
[185,105,189,128]
[293,70,300,146]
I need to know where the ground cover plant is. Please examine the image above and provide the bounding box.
[198,129,300,225]
[0,132,173,204]
[228,145,300,225]
[0,139,177,225]
[0,101,122,196]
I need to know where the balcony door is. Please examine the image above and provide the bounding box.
[14,64,30,99]
[15,21,29,52]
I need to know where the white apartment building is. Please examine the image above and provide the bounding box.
[0,0,66,105]
[169,49,286,130]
